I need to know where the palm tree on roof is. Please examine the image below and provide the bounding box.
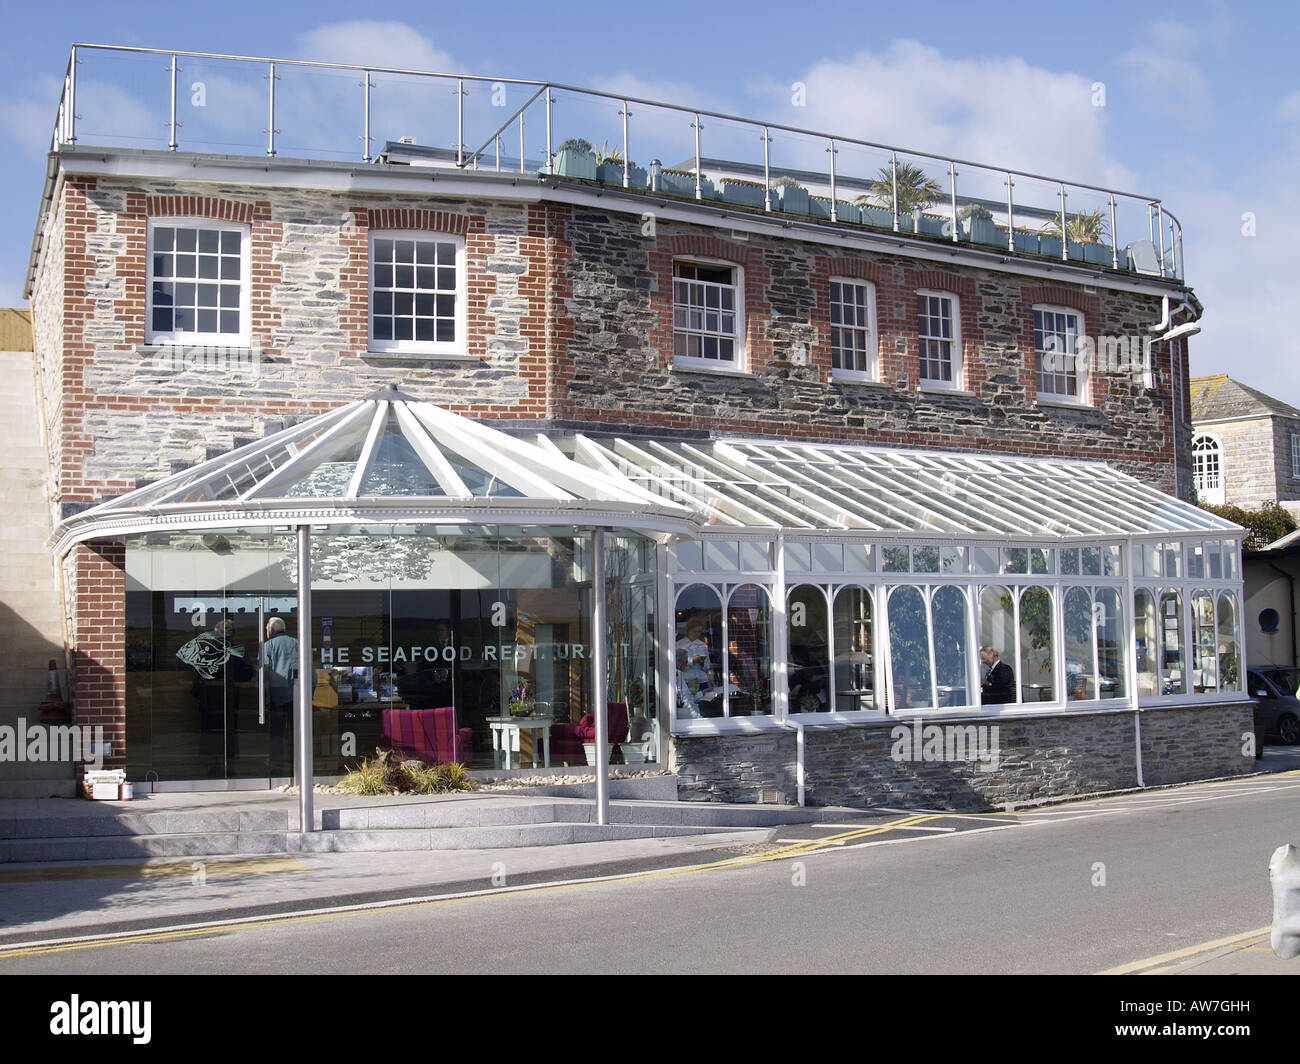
[856,162,943,214]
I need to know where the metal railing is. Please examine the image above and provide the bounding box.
[49,43,1184,280]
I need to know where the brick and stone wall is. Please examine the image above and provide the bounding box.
[670,702,1254,809]
[556,206,1191,498]
[70,540,126,772]
[37,174,1194,515]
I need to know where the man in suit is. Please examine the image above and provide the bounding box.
[980,645,1015,704]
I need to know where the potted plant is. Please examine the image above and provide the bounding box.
[506,682,536,717]
[719,177,766,208]
[855,162,942,218]
[958,203,998,245]
[772,175,809,214]
[593,141,647,187]
[552,137,597,180]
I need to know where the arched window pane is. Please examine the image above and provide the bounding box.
[674,584,722,719]
[727,584,772,717]
[888,586,931,709]
[1192,591,1217,693]
[979,585,1016,705]
[833,586,874,711]
[1159,590,1185,695]
[932,586,970,707]
[1019,586,1055,701]
[1096,588,1126,699]
[1218,592,1241,692]
[788,584,830,714]
[1065,587,1095,700]
[1135,589,1159,696]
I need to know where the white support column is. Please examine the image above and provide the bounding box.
[591,526,609,826]
[1124,538,1144,788]
[773,534,789,721]
[656,540,675,764]
[295,524,314,832]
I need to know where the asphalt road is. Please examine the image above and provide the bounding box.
[3,771,1297,975]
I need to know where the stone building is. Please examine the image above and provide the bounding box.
[18,44,1249,808]
[1189,374,1300,513]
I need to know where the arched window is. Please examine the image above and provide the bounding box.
[1192,434,1223,504]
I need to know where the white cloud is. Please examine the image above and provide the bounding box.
[0,82,58,157]
[1276,91,1300,125]
[747,41,1133,205]
[294,21,456,74]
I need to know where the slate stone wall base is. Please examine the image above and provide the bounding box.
[669,702,1254,810]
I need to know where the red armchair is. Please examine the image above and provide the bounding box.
[549,701,629,765]
[381,705,473,765]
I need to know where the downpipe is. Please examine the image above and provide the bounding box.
[778,716,806,806]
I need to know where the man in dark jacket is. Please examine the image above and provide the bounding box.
[980,645,1015,704]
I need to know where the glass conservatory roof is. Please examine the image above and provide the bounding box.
[52,387,1239,554]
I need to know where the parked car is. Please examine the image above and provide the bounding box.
[1246,668,1300,744]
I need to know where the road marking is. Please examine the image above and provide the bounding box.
[1097,926,1273,975]
[0,857,305,884]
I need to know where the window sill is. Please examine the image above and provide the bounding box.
[365,350,478,362]
[136,342,254,353]
[672,360,755,378]
[831,372,889,387]
[1036,395,1095,410]
[917,385,975,397]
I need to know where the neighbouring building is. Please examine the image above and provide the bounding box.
[19,43,1251,808]
[1190,373,1300,514]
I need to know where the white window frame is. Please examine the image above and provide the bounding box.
[368,231,467,357]
[1291,432,1300,480]
[829,278,878,381]
[917,290,961,390]
[1192,433,1224,504]
[1033,304,1089,403]
[672,258,746,371]
[146,219,250,346]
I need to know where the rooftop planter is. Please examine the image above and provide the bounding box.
[1037,233,1063,258]
[835,201,862,224]
[1013,230,1039,254]
[1081,242,1114,266]
[661,168,712,197]
[917,213,950,237]
[598,161,647,187]
[553,147,597,180]
[719,178,766,208]
[809,195,833,219]
[772,178,809,214]
[860,204,894,229]
[960,216,998,245]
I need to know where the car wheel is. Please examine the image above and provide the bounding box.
[1280,714,1300,746]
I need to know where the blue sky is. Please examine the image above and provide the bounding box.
[1,0,1294,396]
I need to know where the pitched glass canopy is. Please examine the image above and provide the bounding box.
[51,385,1239,554]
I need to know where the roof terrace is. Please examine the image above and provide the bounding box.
[43,43,1184,283]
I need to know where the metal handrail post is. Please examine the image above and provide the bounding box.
[544,87,553,174]
[1006,173,1015,251]
[949,162,959,243]
[1059,183,1069,261]
[518,112,525,174]
[693,113,703,200]
[168,55,179,151]
[265,62,277,157]
[67,46,77,145]
[828,139,838,221]
[1156,202,1166,275]
[456,78,465,167]
[361,70,372,162]
[1110,193,1119,268]
[762,127,771,211]
[890,151,899,231]
[621,100,630,187]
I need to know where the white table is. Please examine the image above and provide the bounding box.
[486,715,553,769]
